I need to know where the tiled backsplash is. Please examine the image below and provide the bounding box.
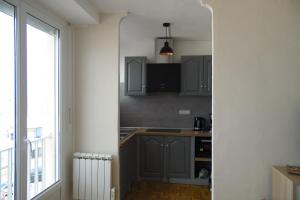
[120,83,212,128]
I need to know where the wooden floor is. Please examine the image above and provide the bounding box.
[125,181,211,200]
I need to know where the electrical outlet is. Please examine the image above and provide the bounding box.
[178,109,191,115]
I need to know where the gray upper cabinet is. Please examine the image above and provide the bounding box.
[125,57,147,96]
[202,56,212,96]
[140,136,164,178]
[180,56,203,96]
[180,55,212,96]
[166,137,190,179]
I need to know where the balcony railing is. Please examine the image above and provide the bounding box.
[0,137,48,200]
[0,147,14,200]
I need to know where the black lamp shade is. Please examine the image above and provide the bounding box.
[160,41,174,56]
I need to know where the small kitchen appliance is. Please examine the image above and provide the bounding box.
[194,117,206,131]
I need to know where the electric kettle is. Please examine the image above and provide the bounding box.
[194,117,206,131]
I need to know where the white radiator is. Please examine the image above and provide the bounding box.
[73,152,114,200]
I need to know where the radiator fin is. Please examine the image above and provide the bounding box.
[73,153,112,200]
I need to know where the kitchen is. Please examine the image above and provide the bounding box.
[119,13,212,200]
[1,0,300,200]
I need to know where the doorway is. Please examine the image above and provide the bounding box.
[118,3,212,199]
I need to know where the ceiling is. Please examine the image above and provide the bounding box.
[33,0,100,24]
[34,0,212,41]
[89,0,212,41]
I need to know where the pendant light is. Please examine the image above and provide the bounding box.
[160,23,174,56]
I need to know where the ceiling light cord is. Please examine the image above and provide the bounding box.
[165,25,168,42]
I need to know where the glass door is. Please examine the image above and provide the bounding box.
[0,2,62,199]
[0,1,16,200]
[26,14,59,199]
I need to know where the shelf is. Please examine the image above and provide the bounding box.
[195,157,211,162]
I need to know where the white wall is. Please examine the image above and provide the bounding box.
[60,25,74,200]
[74,13,125,200]
[173,40,212,61]
[201,0,300,199]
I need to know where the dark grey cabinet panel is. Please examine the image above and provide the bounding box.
[140,136,164,178]
[166,137,190,179]
[202,56,212,96]
[125,57,147,96]
[180,55,212,96]
[180,56,203,96]
[120,136,137,200]
[139,136,191,180]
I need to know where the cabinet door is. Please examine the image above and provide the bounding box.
[202,56,212,96]
[140,136,164,178]
[166,137,191,178]
[180,56,203,96]
[120,136,137,200]
[125,57,146,96]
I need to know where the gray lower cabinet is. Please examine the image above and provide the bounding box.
[140,136,164,178]
[124,57,147,96]
[120,136,137,200]
[139,136,190,180]
[166,137,191,178]
[180,55,212,96]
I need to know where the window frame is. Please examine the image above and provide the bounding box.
[25,12,61,200]
[0,0,65,199]
[21,2,63,200]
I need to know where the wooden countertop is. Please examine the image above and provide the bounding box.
[273,166,300,185]
[120,128,211,148]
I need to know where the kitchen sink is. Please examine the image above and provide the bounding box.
[119,128,136,140]
[145,128,181,133]
[120,128,136,134]
[120,133,129,140]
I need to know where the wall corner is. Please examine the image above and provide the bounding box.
[200,0,214,11]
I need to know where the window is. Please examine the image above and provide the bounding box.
[0,1,16,200]
[26,14,59,199]
[0,1,62,199]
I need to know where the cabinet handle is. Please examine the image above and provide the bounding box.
[200,85,203,88]
[165,144,169,148]
[160,144,164,147]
